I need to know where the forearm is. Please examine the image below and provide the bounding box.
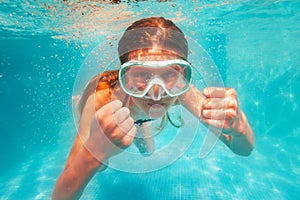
[220,111,254,156]
[52,146,103,200]
[180,86,254,156]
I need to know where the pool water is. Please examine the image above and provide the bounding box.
[0,0,299,199]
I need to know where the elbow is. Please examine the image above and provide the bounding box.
[52,182,63,200]
[233,144,254,157]
[236,150,252,157]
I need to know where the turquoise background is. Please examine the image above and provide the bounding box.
[0,0,299,199]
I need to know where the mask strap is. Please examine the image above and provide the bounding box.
[122,93,129,106]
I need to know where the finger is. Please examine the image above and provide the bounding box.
[225,88,237,97]
[227,96,238,109]
[111,100,123,113]
[119,128,136,148]
[203,87,226,98]
[202,98,226,109]
[127,124,137,137]
[203,97,238,110]
[113,107,130,124]
[203,87,237,99]
[118,125,136,148]
[202,108,237,120]
[200,118,230,130]
[117,116,135,134]
[108,129,124,142]
[108,116,134,142]
[97,100,122,118]
[95,100,123,130]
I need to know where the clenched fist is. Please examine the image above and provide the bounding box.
[200,87,240,132]
[85,100,137,162]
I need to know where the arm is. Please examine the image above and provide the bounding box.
[52,93,106,200]
[53,91,136,199]
[179,86,254,156]
[52,135,103,200]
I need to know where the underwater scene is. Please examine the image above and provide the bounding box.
[0,0,299,199]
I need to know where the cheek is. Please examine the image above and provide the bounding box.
[132,98,148,111]
[164,98,177,109]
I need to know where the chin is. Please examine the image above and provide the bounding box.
[133,97,176,119]
[148,106,167,118]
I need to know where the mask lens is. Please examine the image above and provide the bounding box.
[122,66,153,96]
[119,60,192,98]
[160,65,190,95]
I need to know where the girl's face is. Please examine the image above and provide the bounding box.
[127,49,180,118]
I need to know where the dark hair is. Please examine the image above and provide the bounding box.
[118,17,188,64]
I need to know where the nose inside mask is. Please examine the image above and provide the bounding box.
[142,77,167,101]
[147,84,165,101]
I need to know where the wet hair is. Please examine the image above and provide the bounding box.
[117,17,186,129]
[118,17,188,64]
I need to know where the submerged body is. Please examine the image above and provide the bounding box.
[52,17,254,200]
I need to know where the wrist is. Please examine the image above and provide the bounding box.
[230,110,247,135]
[83,132,112,166]
[81,144,106,172]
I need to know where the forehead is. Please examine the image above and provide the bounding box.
[128,49,181,61]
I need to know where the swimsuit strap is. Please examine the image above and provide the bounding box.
[122,93,130,106]
[134,118,156,126]
[123,94,155,126]
[166,111,184,128]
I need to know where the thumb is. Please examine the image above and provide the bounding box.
[100,100,122,113]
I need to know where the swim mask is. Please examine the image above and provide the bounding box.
[118,59,192,100]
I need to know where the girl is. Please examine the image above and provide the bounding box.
[53,17,254,200]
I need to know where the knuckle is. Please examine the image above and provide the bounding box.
[226,88,237,96]
[127,117,134,126]
[118,107,130,116]
[228,98,238,109]
[223,122,231,129]
[203,109,210,117]
[124,107,130,115]
[203,87,211,96]
[99,118,114,132]
[95,109,103,120]
[94,112,105,127]
[226,108,237,119]
[111,100,122,112]
[122,136,133,147]
[114,107,131,124]
[203,99,211,108]
[127,125,137,137]
[119,117,134,133]
[232,99,238,109]
[131,126,137,136]
[109,132,117,140]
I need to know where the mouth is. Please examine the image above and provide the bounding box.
[147,101,165,107]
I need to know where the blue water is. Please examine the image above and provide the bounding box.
[0,0,300,199]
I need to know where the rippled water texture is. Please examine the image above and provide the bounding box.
[0,0,299,199]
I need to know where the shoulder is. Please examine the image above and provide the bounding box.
[78,70,120,115]
[96,70,119,91]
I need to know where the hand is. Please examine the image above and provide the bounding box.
[85,100,136,162]
[200,87,241,133]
